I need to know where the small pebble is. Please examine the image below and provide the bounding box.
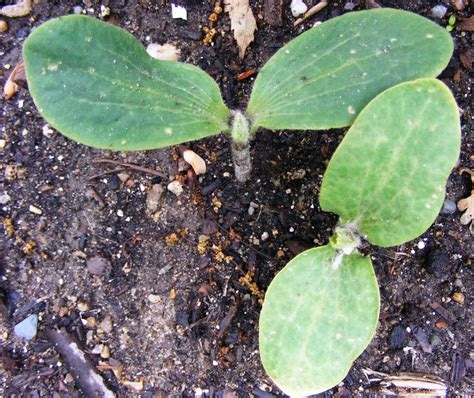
[417,241,426,250]
[86,316,96,329]
[72,5,83,14]
[290,0,307,17]
[452,292,465,304]
[0,139,6,149]
[431,5,447,18]
[99,315,113,334]
[148,294,160,303]
[14,314,38,340]
[29,205,43,215]
[116,209,124,217]
[146,184,165,212]
[167,180,183,196]
[248,206,255,216]
[0,192,11,204]
[261,231,269,241]
[100,345,110,359]
[344,1,355,10]
[0,20,7,32]
[440,199,457,215]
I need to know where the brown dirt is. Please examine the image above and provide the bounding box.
[0,0,472,397]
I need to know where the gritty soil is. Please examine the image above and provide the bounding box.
[0,0,473,397]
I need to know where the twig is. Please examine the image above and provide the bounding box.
[92,158,167,178]
[46,328,116,398]
[87,167,127,181]
[294,0,328,27]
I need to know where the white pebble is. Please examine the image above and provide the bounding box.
[431,5,447,18]
[167,180,184,196]
[261,232,269,241]
[29,205,42,215]
[417,241,426,250]
[290,0,307,17]
[117,209,124,217]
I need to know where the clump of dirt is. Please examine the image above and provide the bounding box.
[0,1,472,397]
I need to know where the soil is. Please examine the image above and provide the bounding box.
[0,0,472,397]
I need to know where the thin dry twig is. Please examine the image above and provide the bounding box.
[294,0,327,27]
[92,158,167,178]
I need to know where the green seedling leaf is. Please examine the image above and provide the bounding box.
[23,15,230,150]
[247,9,453,131]
[259,245,379,397]
[320,79,461,247]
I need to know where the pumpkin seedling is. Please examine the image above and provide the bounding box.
[23,9,453,181]
[259,79,461,396]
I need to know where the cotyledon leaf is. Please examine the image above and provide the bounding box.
[23,15,230,150]
[320,79,461,247]
[259,245,379,397]
[246,9,453,132]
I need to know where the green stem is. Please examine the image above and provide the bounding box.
[230,110,252,183]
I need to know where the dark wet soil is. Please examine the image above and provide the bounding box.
[0,0,472,397]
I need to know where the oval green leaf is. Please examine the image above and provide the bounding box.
[247,9,453,131]
[23,15,230,150]
[259,245,379,397]
[320,79,461,247]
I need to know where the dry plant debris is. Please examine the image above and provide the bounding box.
[4,61,25,100]
[457,168,474,227]
[224,0,257,58]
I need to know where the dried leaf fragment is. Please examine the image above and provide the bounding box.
[224,0,257,59]
[457,168,474,226]
[4,61,25,100]
[146,43,180,61]
[0,0,32,17]
[457,15,474,31]
[183,149,206,175]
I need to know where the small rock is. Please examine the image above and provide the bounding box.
[0,0,32,17]
[261,231,269,241]
[452,292,465,304]
[116,209,124,217]
[4,165,17,180]
[42,124,54,138]
[85,316,96,329]
[0,139,6,149]
[344,1,355,10]
[183,149,206,175]
[146,43,180,61]
[146,184,165,212]
[248,206,255,216]
[431,5,447,18]
[389,325,408,349]
[87,256,110,275]
[72,5,83,14]
[413,327,432,353]
[29,205,43,215]
[290,0,307,17]
[0,19,7,32]
[100,345,110,359]
[171,3,187,20]
[440,199,457,215]
[167,180,183,196]
[14,314,38,340]
[99,315,113,334]
[148,294,160,303]
[92,344,103,354]
[0,192,11,204]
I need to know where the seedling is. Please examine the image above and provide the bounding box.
[259,79,460,396]
[23,9,459,396]
[23,9,453,181]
